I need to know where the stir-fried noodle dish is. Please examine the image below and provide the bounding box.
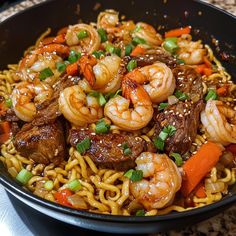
[0,10,235,216]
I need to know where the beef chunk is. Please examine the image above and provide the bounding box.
[69,129,146,171]
[173,65,203,102]
[32,75,77,126]
[154,100,204,155]
[14,120,66,165]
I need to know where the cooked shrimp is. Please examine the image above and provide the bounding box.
[201,100,236,145]
[177,34,206,65]
[11,80,53,122]
[93,55,121,93]
[97,10,119,33]
[125,62,175,103]
[104,79,153,131]
[130,152,182,210]
[132,22,162,47]
[65,24,100,54]
[58,85,103,126]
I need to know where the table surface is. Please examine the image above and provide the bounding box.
[0,1,236,236]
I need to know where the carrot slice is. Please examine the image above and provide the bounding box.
[0,121,11,144]
[54,189,73,207]
[216,85,229,96]
[195,64,206,74]
[181,142,223,197]
[195,183,207,198]
[66,62,79,76]
[130,45,145,56]
[165,26,191,38]
[226,144,236,155]
[203,67,212,76]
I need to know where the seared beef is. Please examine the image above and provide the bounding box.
[14,120,66,165]
[173,65,203,102]
[130,48,177,68]
[32,75,77,126]
[69,129,147,171]
[154,100,204,155]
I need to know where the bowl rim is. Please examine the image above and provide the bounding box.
[0,0,236,223]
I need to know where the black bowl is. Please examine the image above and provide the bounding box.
[0,0,236,234]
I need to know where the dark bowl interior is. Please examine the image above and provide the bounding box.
[0,0,236,234]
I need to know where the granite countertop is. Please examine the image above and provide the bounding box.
[0,1,236,236]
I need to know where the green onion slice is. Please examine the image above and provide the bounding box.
[133,25,143,33]
[56,62,67,73]
[95,119,110,134]
[5,98,12,108]
[77,30,89,40]
[125,44,134,56]
[127,59,137,72]
[97,28,108,43]
[105,89,122,100]
[136,209,145,216]
[76,138,91,154]
[92,50,105,59]
[68,50,81,63]
[170,152,183,167]
[158,102,168,111]
[67,179,82,191]
[124,169,143,182]
[174,90,189,101]
[121,142,132,155]
[98,93,106,106]
[163,125,176,137]
[163,37,179,54]
[132,37,146,45]
[205,89,218,101]
[153,136,165,151]
[44,180,54,190]
[39,67,54,80]
[105,44,115,54]
[16,169,33,185]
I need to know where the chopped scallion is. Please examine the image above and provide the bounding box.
[132,37,146,45]
[92,50,105,59]
[176,58,185,64]
[56,62,67,72]
[5,98,12,108]
[95,119,110,134]
[125,44,134,56]
[136,209,145,216]
[68,50,81,63]
[163,125,176,137]
[16,169,33,185]
[76,138,91,154]
[159,131,169,141]
[163,37,179,54]
[127,59,137,72]
[174,90,189,101]
[105,89,122,100]
[105,44,115,54]
[67,179,82,191]
[98,93,106,106]
[205,89,218,101]
[170,152,183,167]
[114,47,121,57]
[158,102,168,111]
[121,142,132,155]
[44,180,54,190]
[133,25,143,33]
[153,136,165,151]
[97,28,108,42]
[124,169,143,182]
[39,67,54,80]
[77,30,89,40]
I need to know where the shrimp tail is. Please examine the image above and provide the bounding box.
[79,55,97,87]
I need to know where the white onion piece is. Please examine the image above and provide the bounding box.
[168,95,179,105]
[205,182,225,193]
[67,194,88,209]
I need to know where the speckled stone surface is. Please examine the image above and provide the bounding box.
[0,1,235,235]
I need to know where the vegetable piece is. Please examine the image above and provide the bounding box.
[121,142,132,155]
[174,90,189,101]
[105,44,115,54]
[44,180,54,190]
[205,89,218,101]
[114,47,121,57]
[176,58,185,64]
[98,93,106,106]
[203,56,212,68]
[127,59,137,72]
[68,50,81,63]
[67,194,88,209]
[77,30,88,40]
[56,61,67,73]
[124,169,143,182]
[163,37,179,54]
[95,119,110,134]
[163,125,176,136]
[16,169,33,185]
[153,137,165,151]
[158,102,168,111]
[5,98,12,108]
[0,121,11,144]
[67,179,82,192]
[226,144,236,155]
[130,45,145,56]
[132,37,146,45]
[105,89,122,100]
[216,85,229,97]
[165,26,191,38]
[97,28,107,42]
[170,152,183,167]
[203,67,212,76]
[181,141,223,197]
[136,209,145,216]
[133,25,143,33]
[39,67,54,80]
[125,44,134,56]
[54,189,73,207]
[66,62,79,76]
[168,95,178,105]
[195,183,206,198]
[205,181,225,194]
[76,138,91,154]
[92,50,105,59]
